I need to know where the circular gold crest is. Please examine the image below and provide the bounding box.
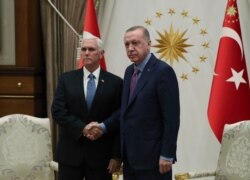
[144,8,212,81]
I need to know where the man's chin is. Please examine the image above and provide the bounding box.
[84,61,92,66]
[129,58,137,62]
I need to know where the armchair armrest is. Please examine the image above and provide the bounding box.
[112,164,123,180]
[175,171,216,179]
[48,161,59,172]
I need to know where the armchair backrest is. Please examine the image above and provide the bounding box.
[0,114,55,180]
[216,120,250,180]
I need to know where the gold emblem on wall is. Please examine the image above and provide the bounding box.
[144,8,212,81]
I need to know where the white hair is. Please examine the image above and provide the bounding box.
[82,31,104,51]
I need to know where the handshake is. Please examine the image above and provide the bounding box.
[83,122,104,141]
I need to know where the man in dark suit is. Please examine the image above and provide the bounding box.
[51,33,122,180]
[121,26,180,180]
[86,25,180,180]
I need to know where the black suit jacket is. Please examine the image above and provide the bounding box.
[51,68,123,168]
[121,54,180,170]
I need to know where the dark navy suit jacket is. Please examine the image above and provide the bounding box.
[120,54,180,170]
[51,68,123,168]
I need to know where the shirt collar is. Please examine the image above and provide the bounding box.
[83,66,100,80]
[134,53,151,72]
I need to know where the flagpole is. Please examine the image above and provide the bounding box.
[47,0,83,67]
[47,0,81,39]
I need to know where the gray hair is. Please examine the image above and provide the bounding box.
[82,32,104,51]
[125,26,150,41]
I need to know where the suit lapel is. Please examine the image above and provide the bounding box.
[122,66,134,109]
[128,55,157,105]
[90,69,106,110]
[74,69,87,110]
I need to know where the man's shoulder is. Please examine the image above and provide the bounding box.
[101,70,123,82]
[148,55,176,76]
[61,68,81,76]
[153,56,173,70]
[58,69,82,81]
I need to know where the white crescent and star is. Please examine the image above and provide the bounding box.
[215,27,247,90]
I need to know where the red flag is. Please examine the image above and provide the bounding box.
[77,0,107,70]
[208,0,250,142]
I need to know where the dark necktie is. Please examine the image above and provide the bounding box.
[86,74,96,109]
[129,67,140,100]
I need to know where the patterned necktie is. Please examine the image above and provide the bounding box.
[129,67,140,100]
[86,74,96,109]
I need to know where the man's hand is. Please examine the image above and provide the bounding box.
[83,122,103,140]
[107,158,122,173]
[159,159,172,174]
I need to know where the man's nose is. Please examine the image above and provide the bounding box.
[85,49,90,54]
[127,44,134,50]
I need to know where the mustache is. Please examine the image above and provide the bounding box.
[128,52,137,56]
[83,58,92,61]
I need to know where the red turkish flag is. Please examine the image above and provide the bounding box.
[208,0,250,142]
[77,0,106,70]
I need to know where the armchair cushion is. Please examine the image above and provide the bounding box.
[215,120,250,179]
[174,120,250,180]
[0,114,56,180]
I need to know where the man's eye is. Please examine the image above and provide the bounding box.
[124,41,139,48]
[81,48,96,52]
[88,48,95,51]
[132,41,139,46]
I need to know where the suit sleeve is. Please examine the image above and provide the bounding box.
[51,74,86,141]
[103,78,123,132]
[104,78,123,159]
[157,65,180,161]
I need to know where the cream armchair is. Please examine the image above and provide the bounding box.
[0,114,58,180]
[175,120,250,180]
